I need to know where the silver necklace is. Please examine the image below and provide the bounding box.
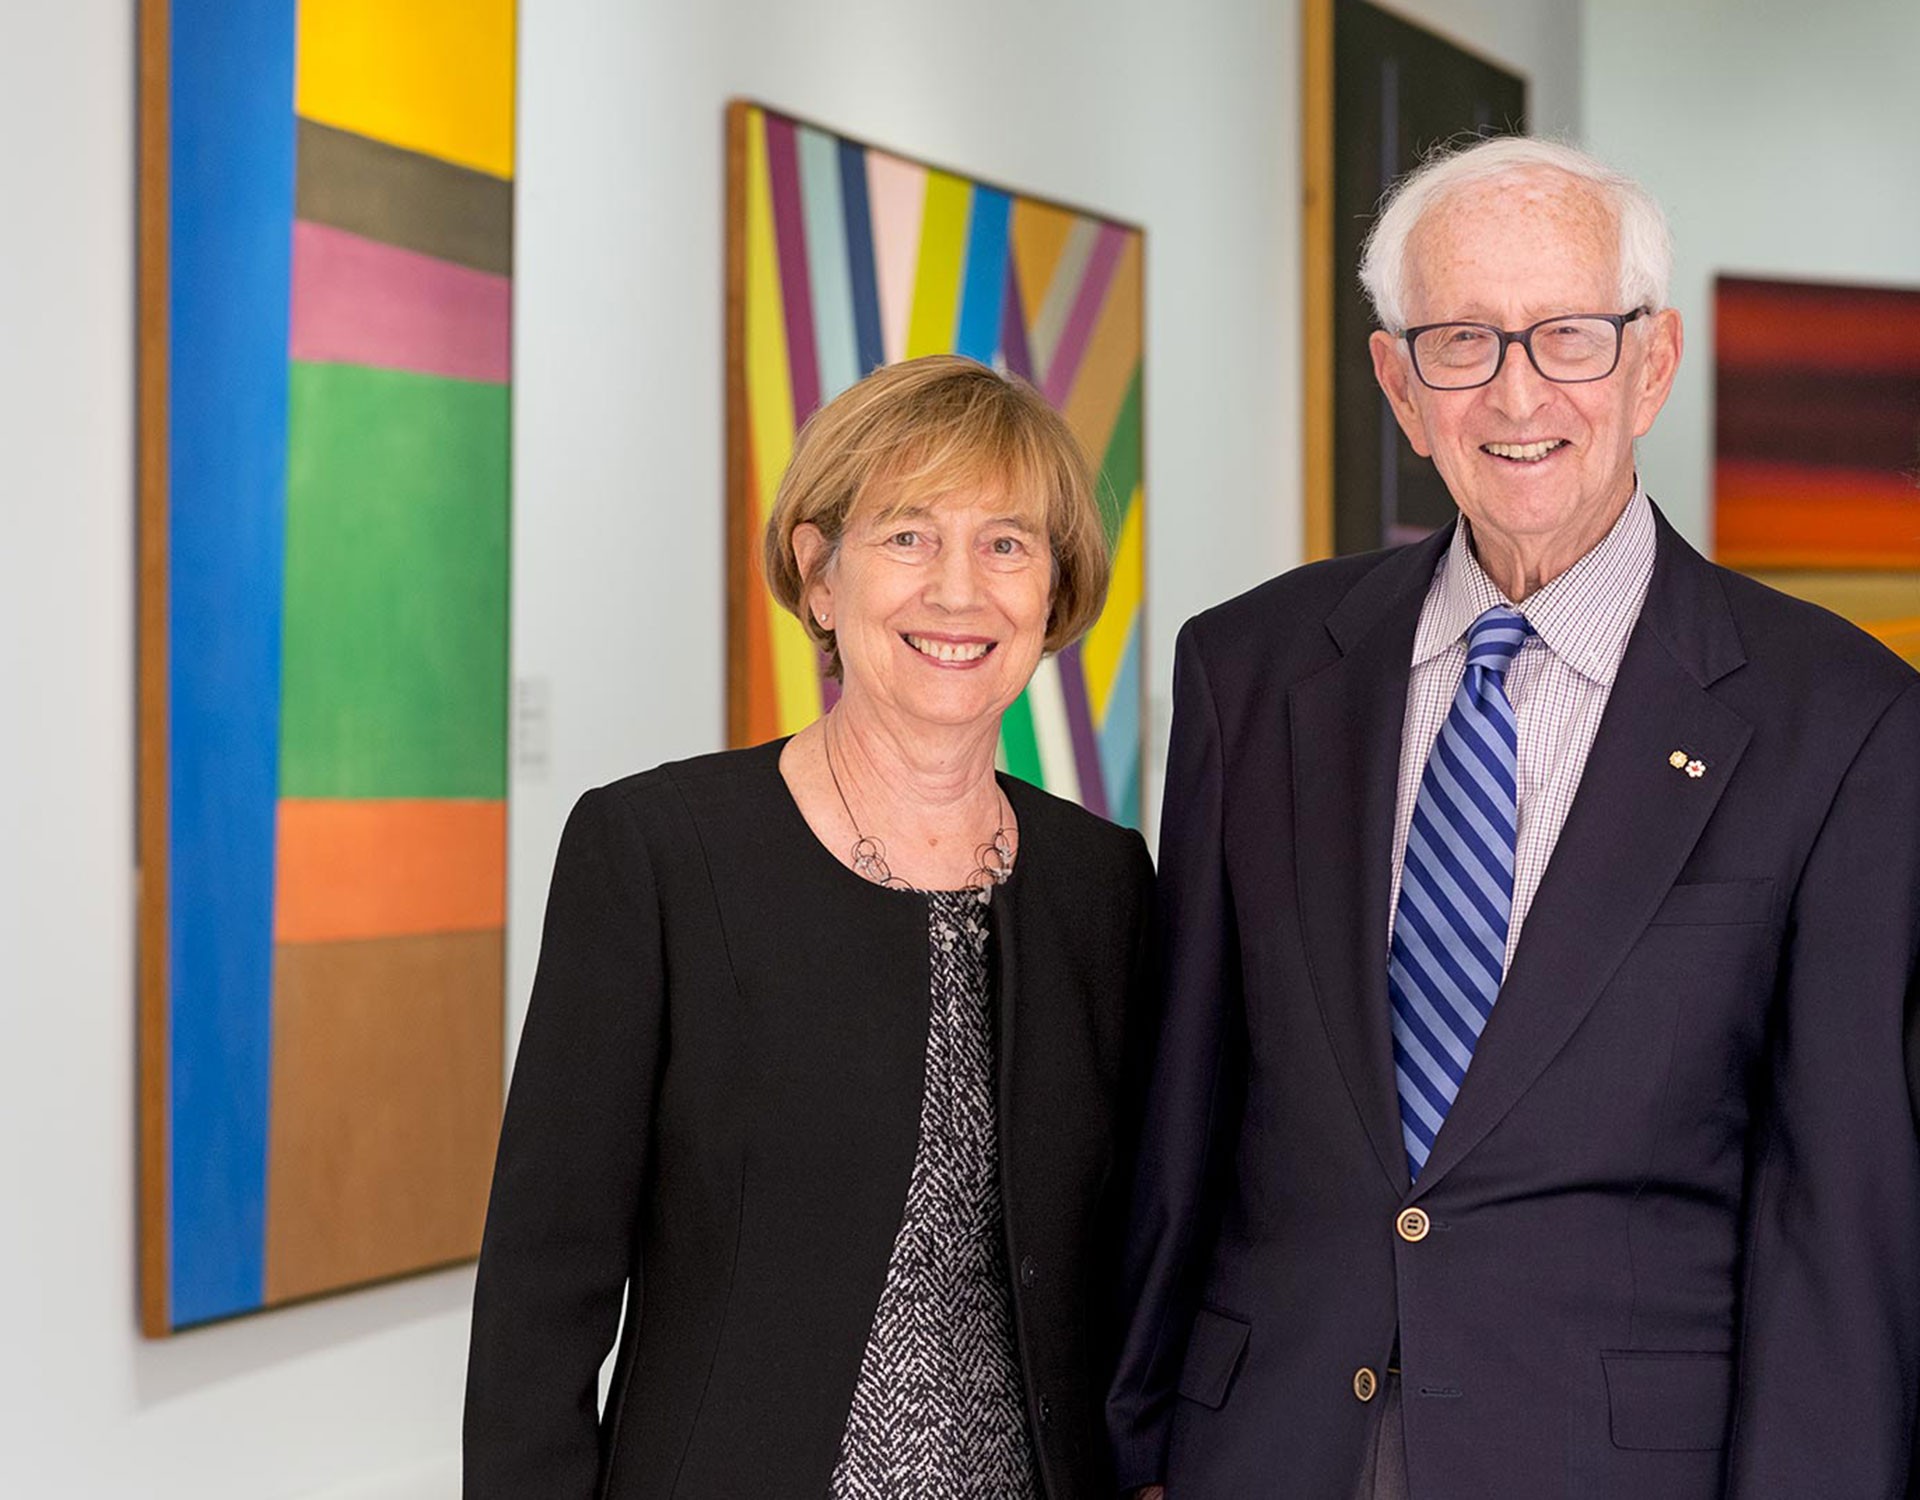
[822,721,1015,894]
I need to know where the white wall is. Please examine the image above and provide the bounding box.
[1583,0,1920,545]
[1,0,1579,1494]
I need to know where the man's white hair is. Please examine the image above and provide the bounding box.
[1358,135,1674,334]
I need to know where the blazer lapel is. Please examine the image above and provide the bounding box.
[990,780,1028,1206]
[1290,528,1453,1196]
[1410,511,1753,1199]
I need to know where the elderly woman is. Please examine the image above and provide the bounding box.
[464,355,1153,1499]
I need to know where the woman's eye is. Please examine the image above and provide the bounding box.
[990,536,1022,555]
[889,530,920,547]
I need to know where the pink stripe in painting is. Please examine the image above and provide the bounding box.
[1042,223,1128,407]
[763,113,822,426]
[290,220,510,382]
[866,152,927,366]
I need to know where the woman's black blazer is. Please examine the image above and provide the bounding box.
[463,739,1153,1498]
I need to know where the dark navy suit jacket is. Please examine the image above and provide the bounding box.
[1110,509,1920,1498]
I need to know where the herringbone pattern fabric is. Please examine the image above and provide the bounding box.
[1390,608,1529,1180]
[831,890,1036,1498]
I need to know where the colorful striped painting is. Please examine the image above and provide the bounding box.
[137,0,515,1334]
[1714,275,1920,668]
[726,102,1148,827]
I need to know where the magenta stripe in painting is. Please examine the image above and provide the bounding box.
[1042,223,1128,406]
[763,113,822,425]
[289,220,510,383]
[1054,644,1109,818]
[999,256,1034,383]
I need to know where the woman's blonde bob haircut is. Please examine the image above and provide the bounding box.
[763,355,1111,680]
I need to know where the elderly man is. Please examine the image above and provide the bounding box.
[1109,136,1920,1499]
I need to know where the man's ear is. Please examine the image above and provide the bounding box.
[1630,307,1684,440]
[1370,330,1432,458]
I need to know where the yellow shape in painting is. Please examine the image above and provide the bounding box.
[1082,489,1144,724]
[297,0,517,179]
[1869,615,1920,668]
[905,171,971,358]
[744,109,823,731]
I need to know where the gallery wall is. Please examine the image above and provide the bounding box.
[1,1,1576,1495]
[1582,0,1920,545]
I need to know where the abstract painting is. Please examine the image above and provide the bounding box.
[1714,275,1920,666]
[1302,0,1525,558]
[726,102,1148,827]
[137,0,515,1334]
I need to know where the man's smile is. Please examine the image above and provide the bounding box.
[1481,439,1569,463]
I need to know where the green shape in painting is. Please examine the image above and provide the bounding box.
[280,362,509,799]
[998,692,1044,786]
[1096,367,1143,550]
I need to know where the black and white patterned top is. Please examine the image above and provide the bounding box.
[830,888,1037,1499]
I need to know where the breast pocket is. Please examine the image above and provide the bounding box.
[1646,879,1775,927]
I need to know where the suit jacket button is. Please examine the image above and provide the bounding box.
[1353,1367,1378,1402]
[1038,1394,1053,1425]
[1396,1207,1431,1243]
[1019,1255,1037,1289]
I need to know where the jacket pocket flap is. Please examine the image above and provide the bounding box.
[1175,1305,1251,1410]
[1602,1350,1734,1451]
[1648,879,1774,927]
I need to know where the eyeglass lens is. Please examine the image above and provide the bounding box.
[1411,317,1621,388]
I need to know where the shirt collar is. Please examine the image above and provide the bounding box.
[1411,483,1657,686]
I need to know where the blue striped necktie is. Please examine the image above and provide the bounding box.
[1390,606,1531,1180]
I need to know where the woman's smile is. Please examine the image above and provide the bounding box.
[902,632,997,666]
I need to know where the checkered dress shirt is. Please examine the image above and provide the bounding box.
[1388,488,1657,974]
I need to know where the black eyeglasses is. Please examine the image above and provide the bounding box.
[1401,308,1650,390]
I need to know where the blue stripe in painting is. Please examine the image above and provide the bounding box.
[797,127,858,401]
[954,187,1011,364]
[167,0,297,1327]
[1097,623,1143,828]
[838,139,884,377]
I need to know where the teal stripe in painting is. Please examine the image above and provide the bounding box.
[954,186,1011,364]
[168,0,297,1328]
[1097,622,1143,828]
[797,126,859,401]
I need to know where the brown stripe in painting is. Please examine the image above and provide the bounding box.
[263,929,504,1305]
[1717,368,1920,470]
[297,118,513,276]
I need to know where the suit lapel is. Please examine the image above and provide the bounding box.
[1410,511,1752,1199]
[1290,529,1453,1196]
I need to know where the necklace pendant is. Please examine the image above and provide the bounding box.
[974,828,1015,886]
[850,835,893,886]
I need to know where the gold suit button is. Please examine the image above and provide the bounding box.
[1397,1207,1431,1243]
[1353,1367,1378,1402]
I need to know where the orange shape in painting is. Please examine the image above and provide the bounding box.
[1714,461,1920,571]
[275,798,506,943]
